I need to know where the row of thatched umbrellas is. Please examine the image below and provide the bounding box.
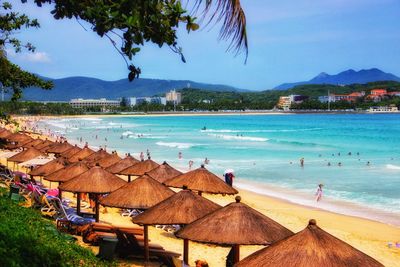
[0,127,383,266]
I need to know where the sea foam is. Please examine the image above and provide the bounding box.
[207,133,268,142]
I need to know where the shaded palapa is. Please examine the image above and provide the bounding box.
[0,129,12,139]
[236,219,383,267]
[105,154,139,174]
[45,161,89,182]
[100,174,175,209]
[46,141,73,154]
[164,165,238,195]
[68,146,95,162]
[176,196,293,245]
[59,165,126,194]
[94,152,122,168]
[29,157,69,177]
[8,147,44,163]
[119,158,159,177]
[22,139,44,149]
[6,133,32,144]
[83,148,110,164]
[34,139,54,151]
[132,189,221,225]
[59,145,81,159]
[146,161,182,183]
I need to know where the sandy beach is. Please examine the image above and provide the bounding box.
[3,116,400,267]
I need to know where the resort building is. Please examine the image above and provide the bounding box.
[126,97,166,106]
[367,105,399,113]
[165,89,182,104]
[318,92,365,103]
[69,98,120,108]
[278,95,308,110]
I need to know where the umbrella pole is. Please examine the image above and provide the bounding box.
[128,175,131,182]
[95,194,100,222]
[144,225,149,261]
[183,239,189,265]
[233,244,240,264]
[76,193,81,215]
[198,191,202,196]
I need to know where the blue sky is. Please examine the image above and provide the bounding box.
[8,0,400,90]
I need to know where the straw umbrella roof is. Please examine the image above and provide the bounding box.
[59,165,126,193]
[8,147,44,163]
[29,157,69,177]
[100,174,175,209]
[176,196,293,245]
[46,141,73,154]
[105,154,139,174]
[34,140,54,151]
[132,189,221,225]
[22,139,44,149]
[68,146,95,163]
[83,148,110,164]
[236,219,383,267]
[164,165,238,195]
[45,161,89,182]
[4,138,33,150]
[59,145,81,158]
[94,152,121,168]
[146,161,182,183]
[6,133,32,143]
[119,158,159,176]
[0,129,12,138]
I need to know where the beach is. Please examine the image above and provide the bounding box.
[4,115,400,266]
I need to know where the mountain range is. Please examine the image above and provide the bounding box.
[18,76,245,101]
[274,68,400,90]
[12,68,400,101]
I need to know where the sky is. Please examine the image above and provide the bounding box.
[8,0,400,91]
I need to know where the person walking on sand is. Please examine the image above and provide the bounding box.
[178,151,182,159]
[140,152,145,161]
[188,160,194,170]
[315,184,323,202]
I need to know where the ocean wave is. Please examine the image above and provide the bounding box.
[122,131,134,136]
[386,164,400,170]
[81,118,102,121]
[207,133,268,142]
[201,128,323,133]
[156,142,200,149]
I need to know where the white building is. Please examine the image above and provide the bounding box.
[126,97,166,106]
[367,105,399,113]
[69,98,120,108]
[165,89,182,104]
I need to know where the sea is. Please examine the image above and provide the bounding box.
[37,113,400,225]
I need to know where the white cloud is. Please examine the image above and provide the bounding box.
[21,51,51,63]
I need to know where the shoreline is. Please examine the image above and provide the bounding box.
[11,115,400,266]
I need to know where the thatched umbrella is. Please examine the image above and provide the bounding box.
[46,141,73,154]
[236,219,383,267]
[100,174,175,209]
[29,157,69,180]
[105,153,139,174]
[176,196,293,265]
[59,145,81,159]
[8,148,44,170]
[118,158,159,182]
[59,165,126,222]
[83,148,110,164]
[68,146,95,163]
[0,129,12,139]
[34,139,54,152]
[164,165,238,195]
[6,132,32,144]
[22,139,44,149]
[146,161,182,183]
[4,138,33,150]
[94,152,121,168]
[133,189,221,263]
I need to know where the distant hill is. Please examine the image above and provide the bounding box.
[275,68,400,90]
[17,76,247,101]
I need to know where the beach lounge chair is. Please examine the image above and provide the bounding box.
[51,197,95,233]
[40,195,57,217]
[121,209,142,217]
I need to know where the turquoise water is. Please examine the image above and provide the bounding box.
[38,114,400,220]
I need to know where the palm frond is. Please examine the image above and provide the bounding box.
[194,0,248,59]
